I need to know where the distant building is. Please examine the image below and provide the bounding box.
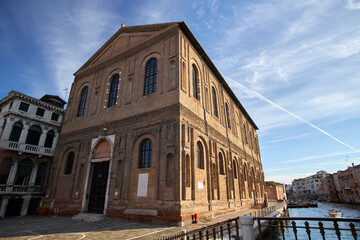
[292,170,327,199]
[265,182,285,201]
[333,164,360,204]
[284,184,294,198]
[319,174,338,202]
[40,22,265,225]
[0,91,65,218]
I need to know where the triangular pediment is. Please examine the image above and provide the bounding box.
[90,33,154,66]
[75,22,180,75]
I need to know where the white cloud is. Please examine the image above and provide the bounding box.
[324,37,360,58]
[136,1,173,24]
[265,172,313,184]
[29,0,121,99]
[226,76,360,152]
[346,0,360,9]
[268,133,311,143]
[211,0,360,129]
[265,167,293,173]
[192,0,220,29]
[282,151,358,164]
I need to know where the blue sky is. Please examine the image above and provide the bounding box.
[1,0,360,183]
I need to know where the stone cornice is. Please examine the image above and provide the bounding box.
[4,113,62,129]
[0,91,65,113]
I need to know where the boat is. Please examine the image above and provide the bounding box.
[287,201,318,208]
[328,209,342,218]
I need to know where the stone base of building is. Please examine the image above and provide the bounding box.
[39,198,261,226]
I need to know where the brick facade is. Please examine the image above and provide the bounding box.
[41,22,265,225]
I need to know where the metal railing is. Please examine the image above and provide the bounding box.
[0,184,46,194]
[257,216,360,240]
[159,217,240,240]
[159,214,360,240]
[158,206,279,240]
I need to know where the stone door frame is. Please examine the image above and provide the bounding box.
[81,134,115,215]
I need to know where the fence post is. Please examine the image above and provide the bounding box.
[239,216,255,240]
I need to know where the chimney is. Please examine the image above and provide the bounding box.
[121,23,125,28]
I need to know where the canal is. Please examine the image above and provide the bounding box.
[265,201,360,239]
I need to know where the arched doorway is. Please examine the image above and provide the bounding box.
[87,140,111,213]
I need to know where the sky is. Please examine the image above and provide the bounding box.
[1,0,360,184]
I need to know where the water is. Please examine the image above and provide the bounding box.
[264,201,360,239]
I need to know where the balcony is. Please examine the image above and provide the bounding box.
[0,140,54,156]
[0,184,46,194]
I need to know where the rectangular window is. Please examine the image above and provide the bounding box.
[51,112,59,121]
[36,108,45,117]
[19,102,29,112]
[0,108,2,113]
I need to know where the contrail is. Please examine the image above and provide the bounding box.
[224,76,360,152]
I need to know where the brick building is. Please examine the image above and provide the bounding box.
[319,174,338,202]
[333,164,360,204]
[0,91,65,218]
[265,182,285,201]
[41,22,265,225]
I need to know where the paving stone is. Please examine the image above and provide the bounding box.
[0,202,284,239]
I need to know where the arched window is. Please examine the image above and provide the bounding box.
[182,62,187,90]
[25,125,42,146]
[233,160,238,179]
[15,159,33,185]
[243,124,248,144]
[212,87,218,117]
[0,158,12,184]
[64,152,75,175]
[144,58,157,95]
[243,164,248,181]
[249,131,254,149]
[35,162,47,185]
[9,122,23,142]
[219,152,225,175]
[185,154,191,187]
[196,141,204,169]
[192,65,200,100]
[139,138,152,168]
[44,130,55,148]
[225,103,231,129]
[77,86,88,116]
[108,75,119,107]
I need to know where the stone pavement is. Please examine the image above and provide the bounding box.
[0,202,284,240]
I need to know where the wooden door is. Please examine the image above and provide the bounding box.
[87,161,109,213]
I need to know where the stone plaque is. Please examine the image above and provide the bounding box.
[137,173,149,197]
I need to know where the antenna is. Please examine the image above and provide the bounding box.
[63,88,69,100]
[345,156,350,167]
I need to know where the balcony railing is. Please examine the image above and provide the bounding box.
[0,184,46,194]
[0,140,55,156]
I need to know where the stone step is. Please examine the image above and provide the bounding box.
[72,213,105,222]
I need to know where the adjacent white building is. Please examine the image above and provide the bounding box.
[0,91,65,217]
[292,170,327,199]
